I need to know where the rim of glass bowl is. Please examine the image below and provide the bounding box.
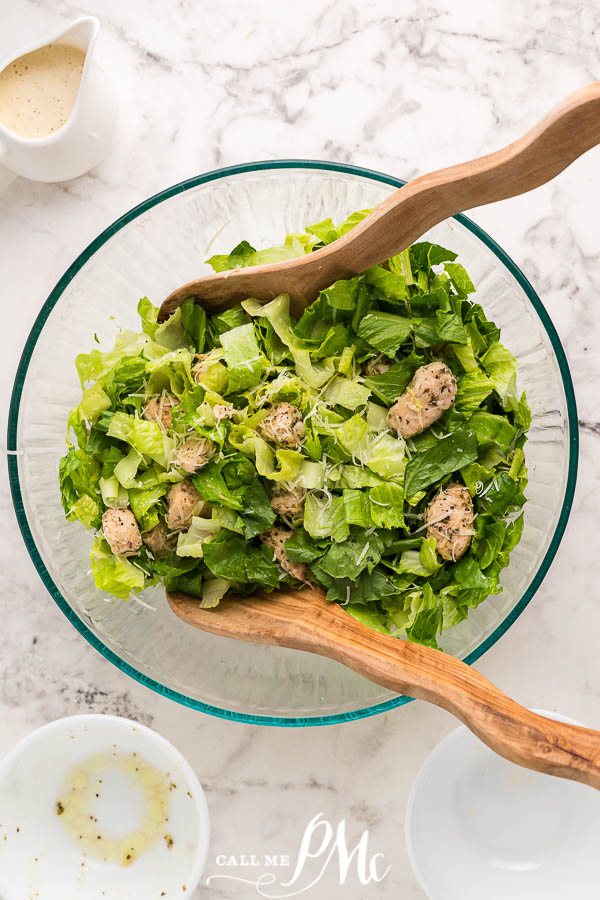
[7,159,579,727]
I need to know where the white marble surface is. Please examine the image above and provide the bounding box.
[1,1,600,897]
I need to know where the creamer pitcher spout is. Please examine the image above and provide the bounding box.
[56,15,101,57]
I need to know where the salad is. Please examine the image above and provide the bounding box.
[60,210,530,648]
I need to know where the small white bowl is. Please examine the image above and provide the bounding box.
[0,715,210,899]
[405,710,600,899]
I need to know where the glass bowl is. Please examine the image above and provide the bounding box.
[7,161,578,726]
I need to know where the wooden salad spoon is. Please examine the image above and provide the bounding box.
[169,586,600,789]
[159,81,600,322]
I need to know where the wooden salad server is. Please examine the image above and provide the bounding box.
[159,81,600,322]
[169,586,600,789]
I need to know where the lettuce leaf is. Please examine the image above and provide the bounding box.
[363,265,406,300]
[99,475,128,510]
[206,239,257,272]
[322,376,371,410]
[267,449,303,483]
[444,262,475,297]
[297,460,325,489]
[406,603,442,648]
[366,402,388,431]
[202,534,280,587]
[366,433,406,482]
[241,480,276,539]
[413,312,467,347]
[90,538,147,599]
[176,515,220,557]
[362,352,423,405]
[228,424,275,476]
[193,453,255,511]
[154,307,191,351]
[207,234,313,272]
[243,295,333,388]
[306,209,370,244]
[138,296,159,339]
[369,482,405,527]
[468,411,517,454]
[392,538,441,576]
[284,529,327,563]
[345,604,390,634]
[333,414,371,462]
[107,413,175,468]
[201,577,231,608]
[114,448,143,489]
[318,532,384,581]
[220,322,263,394]
[59,448,102,529]
[337,465,387,489]
[181,297,206,352]
[357,311,411,355]
[478,472,526,516]
[455,369,494,415]
[410,242,457,269]
[480,342,524,419]
[129,483,167,532]
[342,489,372,528]
[321,278,360,311]
[404,427,478,496]
[303,494,348,542]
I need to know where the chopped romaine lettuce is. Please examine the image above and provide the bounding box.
[60,214,528,645]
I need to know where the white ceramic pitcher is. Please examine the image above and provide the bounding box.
[0,16,117,190]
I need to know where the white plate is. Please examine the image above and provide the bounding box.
[0,715,210,899]
[405,710,600,899]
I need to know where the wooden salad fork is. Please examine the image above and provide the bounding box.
[167,83,600,786]
[169,586,600,789]
[159,81,600,322]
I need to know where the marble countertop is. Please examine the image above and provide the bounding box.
[1,1,599,897]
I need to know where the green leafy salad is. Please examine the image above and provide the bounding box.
[60,210,530,648]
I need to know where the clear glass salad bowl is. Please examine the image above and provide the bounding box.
[8,161,578,726]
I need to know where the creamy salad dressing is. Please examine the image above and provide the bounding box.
[0,43,85,139]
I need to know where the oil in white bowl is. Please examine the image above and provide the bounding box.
[56,751,172,867]
[0,43,85,139]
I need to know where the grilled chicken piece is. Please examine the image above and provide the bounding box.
[175,436,215,473]
[260,527,308,581]
[270,486,306,516]
[259,403,305,447]
[142,393,179,430]
[213,403,235,421]
[142,521,177,558]
[387,362,457,438]
[426,483,474,561]
[166,480,205,531]
[102,508,142,557]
